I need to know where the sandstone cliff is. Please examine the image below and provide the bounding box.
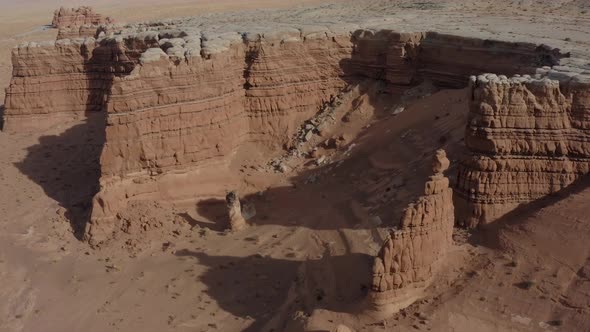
[52,7,116,40]
[1,22,564,244]
[456,68,590,227]
[4,27,559,133]
[369,150,454,313]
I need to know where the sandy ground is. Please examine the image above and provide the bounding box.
[1,1,590,332]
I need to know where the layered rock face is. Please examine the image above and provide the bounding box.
[456,68,590,227]
[52,6,114,29]
[2,22,563,243]
[88,28,358,243]
[418,32,563,88]
[3,38,133,131]
[243,29,354,145]
[369,150,454,312]
[52,6,115,40]
[3,27,560,133]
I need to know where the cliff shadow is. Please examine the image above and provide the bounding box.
[0,104,4,130]
[178,204,227,232]
[193,91,464,232]
[15,112,106,239]
[175,249,371,332]
[467,175,590,250]
[193,146,422,232]
[12,42,128,240]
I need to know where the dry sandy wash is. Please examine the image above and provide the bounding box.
[1,1,590,331]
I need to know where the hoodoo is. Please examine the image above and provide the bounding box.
[369,150,454,315]
[51,6,116,40]
[226,191,247,231]
[52,6,114,29]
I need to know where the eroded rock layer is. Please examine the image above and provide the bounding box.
[3,38,134,131]
[369,150,454,312]
[1,22,563,243]
[52,7,116,40]
[456,68,590,227]
[52,6,114,29]
[418,32,563,88]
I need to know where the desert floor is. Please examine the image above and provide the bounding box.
[1,1,590,331]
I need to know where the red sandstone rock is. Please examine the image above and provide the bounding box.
[52,6,114,29]
[456,70,590,227]
[369,149,454,313]
[1,25,564,244]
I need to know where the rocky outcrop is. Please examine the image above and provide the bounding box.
[226,191,247,231]
[418,32,564,88]
[1,21,563,244]
[52,7,115,40]
[456,68,590,227]
[3,38,134,132]
[369,150,454,313]
[52,6,114,29]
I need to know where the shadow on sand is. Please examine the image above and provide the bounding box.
[176,249,372,332]
[12,40,138,239]
[14,113,106,239]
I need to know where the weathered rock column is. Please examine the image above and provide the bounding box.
[368,149,454,316]
[226,191,247,231]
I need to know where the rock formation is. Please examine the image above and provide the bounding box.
[369,150,454,313]
[1,20,564,244]
[52,6,114,29]
[456,68,590,227]
[418,33,563,88]
[4,38,132,131]
[52,7,115,40]
[226,191,247,231]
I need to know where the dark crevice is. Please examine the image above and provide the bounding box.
[0,104,4,131]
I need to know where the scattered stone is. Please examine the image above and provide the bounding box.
[105,264,120,272]
[416,312,429,320]
[514,280,536,290]
[241,201,257,220]
[369,215,383,226]
[316,122,329,136]
[162,241,176,252]
[325,138,338,149]
[278,162,289,173]
[391,106,405,115]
